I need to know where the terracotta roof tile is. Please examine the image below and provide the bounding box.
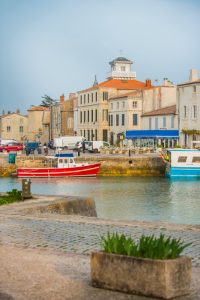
[142,105,176,117]
[79,79,146,93]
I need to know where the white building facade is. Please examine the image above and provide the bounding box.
[178,69,200,147]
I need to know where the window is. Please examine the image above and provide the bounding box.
[80,95,82,104]
[88,130,90,141]
[117,102,119,109]
[184,106,187,118]
[171,116,174,128]
[122,101,125,108]
[116,114,119,126]
[111,103,113,109]
[91,110,94,122]
[80,111,82,123]
[193,105,197,118]
[103,109,108,121]
[192,157,200,163]
[87,110,90,122]
[84,111,86,123]
[103,91,108,100]
[133,114,138,126]
[122,114,125,126]
[95,92,98,102]
[88,94,90,103]
[19,126,23,133]
[193,85,196,93]
[95,129,97,140]
[7,126,11,132]
[84,130,86,138]
[155,117,158,129]
[132,101,137,108]
[91,93,93,102]
[91,129,94,140]
[149,118,152,130]
[163,117,166,127]
[84,94,86,104]
[110,115,113,126]
[178,156,187,163]
[95,109,98,122]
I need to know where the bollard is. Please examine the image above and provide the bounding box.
[22,179,32,200]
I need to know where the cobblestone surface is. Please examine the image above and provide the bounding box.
[0,196,200,267]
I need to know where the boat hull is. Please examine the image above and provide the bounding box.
[17,163,101,178]
[166,166,200,178]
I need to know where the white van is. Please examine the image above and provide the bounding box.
[0,139,17,145]
[88,141,110,153]
[54,136,85,150]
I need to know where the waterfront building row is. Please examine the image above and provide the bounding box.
[0,57,199,148]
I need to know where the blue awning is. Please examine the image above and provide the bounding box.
[126,130,179,139]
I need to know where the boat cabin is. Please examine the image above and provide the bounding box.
[49,153,76,168]
[167,149,200,167]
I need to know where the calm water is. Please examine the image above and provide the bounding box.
[1,177,200,225]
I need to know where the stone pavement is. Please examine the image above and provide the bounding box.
[0,195,200,300]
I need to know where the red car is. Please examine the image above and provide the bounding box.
[0,142,24,152]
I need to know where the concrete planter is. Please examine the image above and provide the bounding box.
[91,251,191,299]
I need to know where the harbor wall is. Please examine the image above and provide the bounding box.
[0,154,165,177]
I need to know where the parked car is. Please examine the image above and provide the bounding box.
[88,141,110,153]
[0,142,24,152]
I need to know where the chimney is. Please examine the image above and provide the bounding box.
[189,69,198,82]
[163,78,172,86]
[60,94,65,103]
[145,79,151,88]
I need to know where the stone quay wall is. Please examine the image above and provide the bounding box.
[7,154,166,177]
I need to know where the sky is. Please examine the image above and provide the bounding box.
[0,0,200,114]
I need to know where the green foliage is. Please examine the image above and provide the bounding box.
[182,129,200,135]
[101,232,191,260]
[0,189,22,205]
[40,95,56,107]
[7,189,22,200]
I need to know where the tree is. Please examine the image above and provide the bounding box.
[40,95,56,107]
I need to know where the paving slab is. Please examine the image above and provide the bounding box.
[0,195,200,299]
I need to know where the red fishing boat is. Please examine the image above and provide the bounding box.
[17,153,101,178]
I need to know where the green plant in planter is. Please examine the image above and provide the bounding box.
[101,232,191,259]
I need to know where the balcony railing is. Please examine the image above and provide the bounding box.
[107,71,136,79]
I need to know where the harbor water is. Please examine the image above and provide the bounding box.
[1,177,200,225]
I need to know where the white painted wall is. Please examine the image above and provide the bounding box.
[178,81,200,147]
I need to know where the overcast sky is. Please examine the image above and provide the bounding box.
[0,0,199,114]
